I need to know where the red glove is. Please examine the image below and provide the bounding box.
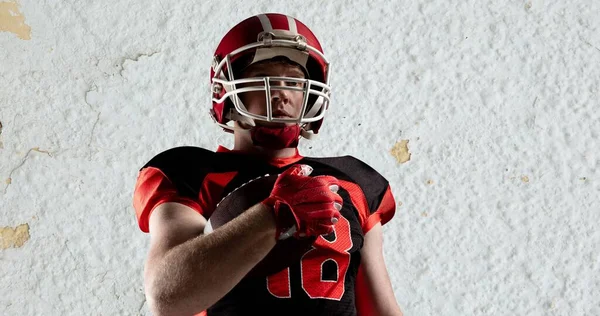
[262,164,343,240]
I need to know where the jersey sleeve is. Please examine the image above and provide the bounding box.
[335,156,397,234]
[363,182,396,233]
[354,158,396,233]
[132,146,214,233]
[132,167,204,233]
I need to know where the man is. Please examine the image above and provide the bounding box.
[133,13,403,316]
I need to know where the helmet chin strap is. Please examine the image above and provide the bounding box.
[230,117,307,150]
[250,124,301,149]
[227,107,316,149]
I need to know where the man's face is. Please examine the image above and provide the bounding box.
[237,61,306,127]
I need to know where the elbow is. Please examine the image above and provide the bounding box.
[145,288,189,316]
[145,277,209,316]
[144,274,181,316]
[146,296,169,316]
[146,294,209,316]
[145,282,172,316]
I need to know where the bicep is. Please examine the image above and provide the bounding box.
[356,222,403,316]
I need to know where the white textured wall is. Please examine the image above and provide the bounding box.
[1,1,599,315]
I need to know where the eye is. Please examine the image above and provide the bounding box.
[284,80,303,87]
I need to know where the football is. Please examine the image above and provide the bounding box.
[204,173,317,278]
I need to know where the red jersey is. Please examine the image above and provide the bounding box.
[133,146,396,315]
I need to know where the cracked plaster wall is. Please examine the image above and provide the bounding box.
[1,1,599,315]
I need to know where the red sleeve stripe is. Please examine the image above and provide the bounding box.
[363,185,396,233]
[133,167,203,233]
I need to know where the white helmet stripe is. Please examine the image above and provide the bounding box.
[287,16,297,33]
[257,14,273,31]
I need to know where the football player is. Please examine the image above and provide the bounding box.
[133,13,403,316]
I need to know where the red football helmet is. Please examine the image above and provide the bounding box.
[210,13,331,138]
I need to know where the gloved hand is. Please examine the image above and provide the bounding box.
[262,164,343,240]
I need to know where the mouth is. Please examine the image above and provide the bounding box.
[272,110,294,119]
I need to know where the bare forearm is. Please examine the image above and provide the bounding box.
[147,203,276,315]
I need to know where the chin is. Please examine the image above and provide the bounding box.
[257,121,291,128]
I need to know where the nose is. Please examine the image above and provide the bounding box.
[271,94,288,105]
[270,83,290,105]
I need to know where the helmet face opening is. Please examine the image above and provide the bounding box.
[213,73,330,125]
[210,13,331,135]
